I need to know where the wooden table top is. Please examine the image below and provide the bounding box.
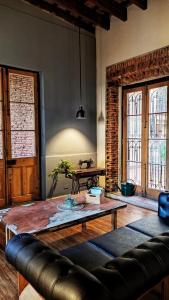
[74,167,105,174]
[72,167,106,178]
[0,194,126,235]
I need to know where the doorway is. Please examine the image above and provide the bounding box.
[0,67,40,207]
[123,80,168,199]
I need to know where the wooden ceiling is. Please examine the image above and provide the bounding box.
[23,0,147,33]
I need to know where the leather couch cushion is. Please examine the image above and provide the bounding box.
[6,232,169,300]
[89,227,150,257]
[6,234,112,300]
[61,241,114,271]
[158,191,169,223]
[92,232,169,300]
[127,215,169,237]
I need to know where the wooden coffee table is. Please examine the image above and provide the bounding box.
[0,194,127,244]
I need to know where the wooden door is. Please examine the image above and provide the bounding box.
[0,68,40,206]
[123,86,146,195]
[145,81,168,199]
[123,81,168,200]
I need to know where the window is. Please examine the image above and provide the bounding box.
[123,81,168,199]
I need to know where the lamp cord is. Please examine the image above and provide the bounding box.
[79,27,82,105]
[100,29,103,112]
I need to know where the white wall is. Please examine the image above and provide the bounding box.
[96,0,169,169]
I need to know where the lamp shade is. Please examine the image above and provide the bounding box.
[76,106,86,119]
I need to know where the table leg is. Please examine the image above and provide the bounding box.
[71,178,76,194]
[112,211,117,230]
[71,179,74,194]
[82,222,87,231]
[5,226,8,245]
[77,178,80,193]
[5,227,13,245]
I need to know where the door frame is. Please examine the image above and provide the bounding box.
[122,78,169,199]
[0,66,41,206]
[146,80,169,199]
[122,86,146,195]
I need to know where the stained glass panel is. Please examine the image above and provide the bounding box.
[9,72,36,159]
[0,131,3,159]
[9,73,34,103]
[148,86,167,190]
[10,103,35,130]
[127,92,142,115]
[11,131,35,158]
[149,86,167,113]
[126,91,142,185]
[127,140,141,162]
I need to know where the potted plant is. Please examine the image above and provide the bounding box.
[49,159,75,179]
[48,160,75,197]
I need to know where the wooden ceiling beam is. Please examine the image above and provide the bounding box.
[53,0,110,30]
[130,0,147,10]
[23,0,95,33]
[89,0,127,21]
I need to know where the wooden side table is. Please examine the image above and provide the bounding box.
[68,168,106,194]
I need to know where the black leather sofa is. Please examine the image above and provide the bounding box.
[5,192,169,300]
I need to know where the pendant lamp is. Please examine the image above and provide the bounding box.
[76,27,86,119]
[98,28,105,122]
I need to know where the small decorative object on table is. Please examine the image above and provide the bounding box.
[79,158,93,169]
[57,194,85,211]
[85,187,104,205]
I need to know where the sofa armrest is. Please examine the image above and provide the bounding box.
[158,191,169,223]
[5,233,111,300]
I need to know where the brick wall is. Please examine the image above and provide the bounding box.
[105,46,169,192]
[105,86,119,192]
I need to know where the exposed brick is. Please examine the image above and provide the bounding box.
[105,45,169,192]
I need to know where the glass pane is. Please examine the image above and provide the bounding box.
[149,113,167,139]
[126,91,142,185]
[11,131,36,158]
[149,86,167,113]
[127,91,142,115]
[0,131,3,159]
[148,163,166,190]
[149,140,166,165]
[148,85,167,190]
[127,162,141,185]
[127,116,141,138]
[10,103,35,130]
[9,73,34,103]
[127,139,141,162]
[9,72,36,159]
